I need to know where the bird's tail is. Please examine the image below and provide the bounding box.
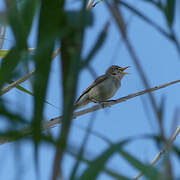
[74,94,90,110]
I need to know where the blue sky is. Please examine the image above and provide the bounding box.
[0,0,180,179]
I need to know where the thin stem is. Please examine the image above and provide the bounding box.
[0,48,61,96]
[117,0,172,40]
[133,125,180,180]
[0,70,35,96]
[106,1,164,135]
[0,79,180,145]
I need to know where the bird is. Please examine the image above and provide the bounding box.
[74,65,130,110]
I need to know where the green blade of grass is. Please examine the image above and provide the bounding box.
[165,0,176,27]
[7,80,58,109]
[0,49,8,58]
[79,140,130,180]
[119,149,159,180]
[66,143,130,180]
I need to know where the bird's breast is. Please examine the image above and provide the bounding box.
[88,78,120,102]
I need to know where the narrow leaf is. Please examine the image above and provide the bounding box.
[32,0,61,170]
[79,140,130,180]
[0,47,21,88]
[7,80,58,109]
[118,0,172,40]
[66,144,130,180]
[119,149,159,180]
[20,0,39,38]
[164,0,176,27]
[0,49,8,58]
[0,48,35,58]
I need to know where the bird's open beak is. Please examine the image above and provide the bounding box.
[121,66,130,74]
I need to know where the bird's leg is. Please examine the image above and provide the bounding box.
[91,98,98,103]
[91,99,106,108]
[91,99,116,108]
[98,99,116,108]
[99,102,106,108]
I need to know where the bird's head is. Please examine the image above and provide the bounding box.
[106,65,130,80]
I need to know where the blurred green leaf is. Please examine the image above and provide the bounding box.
[0,0,35,88]
[79,140,130,180]
[141,0,163,10]
[160,157,174,180]
[0,49,8,58]
[118,0,172,40]
[66,143,130,180]
[6,80,58,109]
[76,124,113,144]
[70,114,97,180]
[0,12,8,24]
[143,0,176,27]
[6,0,27,48]
[0,47,22,87]
[119,149,159,180]
[58,8,87,169]
[32,0,61,143]
[173,145,180,160]
[30,0,62,174]
[66,11,93,29]
[164,0,176,27]
[52,7,91,179]
[0,48,35,58]
[19,0,39,38]
[0,100,27,126]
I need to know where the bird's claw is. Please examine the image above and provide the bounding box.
[99,102,106,108]
[92,99,116,108]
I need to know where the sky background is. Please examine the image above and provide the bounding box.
[0,0,180,179]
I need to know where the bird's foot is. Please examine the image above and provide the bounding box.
[91,99,115,108]
[99,102,106,108]
[98,99,116,108]
[91,99,106,108]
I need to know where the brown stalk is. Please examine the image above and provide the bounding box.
[0,79,179,145]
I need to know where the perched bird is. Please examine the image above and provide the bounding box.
[74,65,129,110]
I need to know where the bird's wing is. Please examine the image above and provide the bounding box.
[76,74,107,103]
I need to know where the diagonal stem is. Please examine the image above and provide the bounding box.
[106,1,165,137]
[0,79,180,145]
[0,48,61,96]
[133,125,180,180]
